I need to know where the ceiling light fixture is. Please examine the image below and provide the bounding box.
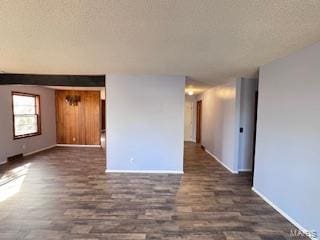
[187,90,194,96]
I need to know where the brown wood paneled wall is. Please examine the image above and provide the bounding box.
[55,90,100,145]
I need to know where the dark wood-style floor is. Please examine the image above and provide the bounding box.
[0,143,305,240]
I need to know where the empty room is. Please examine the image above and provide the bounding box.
[0,1,319,240]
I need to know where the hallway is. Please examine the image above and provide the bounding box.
[0,143,304,239]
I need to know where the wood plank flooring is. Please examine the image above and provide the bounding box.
[0,143,306,239]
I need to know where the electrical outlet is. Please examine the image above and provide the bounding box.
[130,158,134,164]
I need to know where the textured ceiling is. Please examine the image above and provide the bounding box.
[1,0,320,85]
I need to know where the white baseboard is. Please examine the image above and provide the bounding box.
[23,145,56,157]
[239,168,252,172]
[105,169,184,174]
[205,149,238,174]
[56,144,101,148]
[3,144,101,163]
[0,160,8,166]
[252,187,317,240]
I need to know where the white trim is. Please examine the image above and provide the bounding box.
[252,187,317,240]
[56,144,101,148]
[0,160,8,166]
[23,145,56,157]
[238,168,252,172]
[105,169,184,174]
[234,78,242,175]
[205,149,238,174]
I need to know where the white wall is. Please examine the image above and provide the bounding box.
[238,78,259,171]
[106,75,185,173]
[0,85,56,164]
[197,79,239,173]
[184,95,196,142]
[254,42,320,237]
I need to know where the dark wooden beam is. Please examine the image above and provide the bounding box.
[0,74,105,87]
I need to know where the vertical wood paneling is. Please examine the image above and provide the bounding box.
[55,90,100,145]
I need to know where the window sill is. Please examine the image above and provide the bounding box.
[14,132,41,140]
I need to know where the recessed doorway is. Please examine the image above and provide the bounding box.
[196,100,202,144]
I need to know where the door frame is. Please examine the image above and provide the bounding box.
[251,91,259,186]
[196,100,202,144]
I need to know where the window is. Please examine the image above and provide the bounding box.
[12,92,41,139]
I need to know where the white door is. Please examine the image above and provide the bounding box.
[184,102,193,141]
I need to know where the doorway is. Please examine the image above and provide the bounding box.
[251,91,259,185]
[101,99,106,149]
[196,100,202,144]
[101,100,106,132]
[236,78,259,178]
